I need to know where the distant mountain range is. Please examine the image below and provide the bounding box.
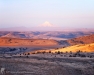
[0,31,94,40]
[0,26,94,31]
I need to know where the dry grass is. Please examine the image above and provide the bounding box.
[0,55,94,75]
[27,43,94,54]
[52,43,94,53]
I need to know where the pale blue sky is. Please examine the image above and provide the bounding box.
[0,0,94,28]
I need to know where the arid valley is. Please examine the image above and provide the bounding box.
[0,31,94,75]
[1,0,94,75]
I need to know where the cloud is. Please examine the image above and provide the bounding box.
[39,21,54,27]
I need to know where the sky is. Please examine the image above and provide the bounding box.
[0,0,94,29]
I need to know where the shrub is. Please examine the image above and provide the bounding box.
[57,51,61,54]
[80,54,86,57]
[27,53,30,55]
[69,55,72,57]
[42,51,46,54]
[49,51,51,53]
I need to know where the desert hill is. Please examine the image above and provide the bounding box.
[28,34,94,53]
[0,37,58,46]
[67,34,94,45]
[52,43,94,53]
[31,43,94,54]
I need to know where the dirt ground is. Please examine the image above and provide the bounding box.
[0,54,94,75]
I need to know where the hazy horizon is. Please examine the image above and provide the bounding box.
[0,0,94,29]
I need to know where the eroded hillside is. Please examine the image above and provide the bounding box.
[0,37,58,46]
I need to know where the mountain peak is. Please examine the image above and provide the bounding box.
[39,21,54,27]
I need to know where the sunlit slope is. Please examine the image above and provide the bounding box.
[0,37,58,46]
[51,43,94,53]
[30,43,94,53]
[67,34,94,45]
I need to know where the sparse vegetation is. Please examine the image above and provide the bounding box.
[0,32,94,75]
